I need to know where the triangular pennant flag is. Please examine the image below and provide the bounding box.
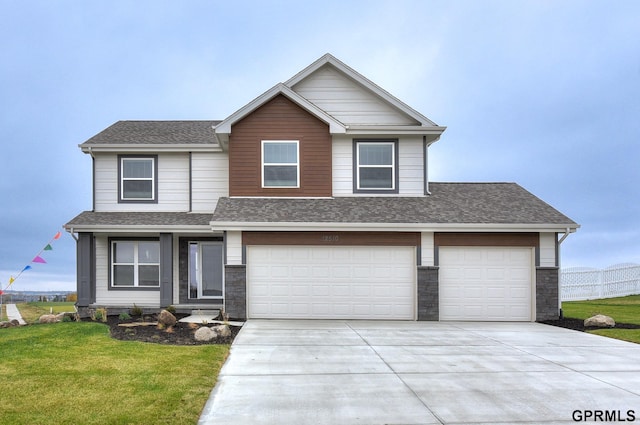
[53,231,61,240]
[44,244,53,251]
[9,276,15,284]
[32,256,47,264]
[22,265,32,272]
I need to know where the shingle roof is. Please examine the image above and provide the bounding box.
[81,120,221,145]
[64,183,577,230]
[211,183,577,225]
[65,211,213,227]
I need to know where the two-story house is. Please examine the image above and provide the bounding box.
[65,54,578,321]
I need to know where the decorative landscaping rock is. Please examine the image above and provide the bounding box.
[158,310,177,327]
[214,324,231,337]
[584,314,615,328]
[194,326,216,342]
[38,314,60,324]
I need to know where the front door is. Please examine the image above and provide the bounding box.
[189,242,224,300]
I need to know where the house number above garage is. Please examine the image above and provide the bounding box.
[320,234,340,243]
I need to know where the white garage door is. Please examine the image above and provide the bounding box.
[439,247,533,321]
[247,246,415,319]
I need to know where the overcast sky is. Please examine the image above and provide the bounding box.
[1,0,638,291]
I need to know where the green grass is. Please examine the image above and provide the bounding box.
[15,302,76,323]
[0,322,229,424]
[562,295,640,343]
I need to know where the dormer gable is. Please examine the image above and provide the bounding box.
[215,54,446,145]
[287,54,436,127]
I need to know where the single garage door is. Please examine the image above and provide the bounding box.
[247,246,415,319]
[439,247,533,321]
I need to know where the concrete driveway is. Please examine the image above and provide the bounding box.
[199,321,640,424]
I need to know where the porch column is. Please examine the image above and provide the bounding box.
[76,232,95,307]
[159,233,173,308]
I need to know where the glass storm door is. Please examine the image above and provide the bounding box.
[189,242,223,300]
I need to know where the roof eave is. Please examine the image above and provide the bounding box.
[210,222,580,233]
[64,224,215,234]
[79,144,224,153]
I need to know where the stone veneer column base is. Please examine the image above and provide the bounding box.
[225,265,247,320]
[417,266,439,321]
[536,267,560,321]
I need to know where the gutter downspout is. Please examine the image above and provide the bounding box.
[424,136,439,195]
[68,227,78,242]
[557,227,576,318]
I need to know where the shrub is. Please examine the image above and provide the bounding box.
[92,309,104,322]
[118,312,131,321]
[130,304,143,317]
[166,305,176,315]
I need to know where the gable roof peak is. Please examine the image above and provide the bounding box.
[286,53,440,128]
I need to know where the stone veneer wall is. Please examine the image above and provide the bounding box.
[417,266,439,321]
[225,265,247,320]
[536,267,560,321]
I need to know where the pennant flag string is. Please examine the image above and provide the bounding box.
[2,230,64,291]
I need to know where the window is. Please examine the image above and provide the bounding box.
[354,140,398,192]
[262,140,299,188]
[119,156,157,202]
[111,240,160,287]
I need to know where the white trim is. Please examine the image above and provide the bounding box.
[65,225,214,233]
[210,221,580,233]
[356,141,395,191]
[110,240,160,288]
[261,140,300,188]
[120,157,155,201]
[81,144,223,153]
[188,241,224,300]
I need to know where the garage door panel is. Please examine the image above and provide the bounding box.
[440,247,533,321]
[248,246,415,319]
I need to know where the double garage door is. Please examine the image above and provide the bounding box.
[246,245,534,321]
[247,246,416,320]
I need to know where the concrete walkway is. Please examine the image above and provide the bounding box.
[199,320,640,425]
[5,303,27,325]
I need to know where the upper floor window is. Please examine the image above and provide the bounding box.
[354,140,398,193]
[111,240,160,288]
[262,140,299,188]
[119,155,158,202]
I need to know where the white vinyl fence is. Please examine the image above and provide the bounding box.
[560,263,640,301]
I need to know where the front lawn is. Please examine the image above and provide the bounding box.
[16,301,76,323]
[562,295,640,343]
[0,322,229,424]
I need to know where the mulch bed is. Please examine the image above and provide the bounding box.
[96,313,242,345]
[540,317,640,332]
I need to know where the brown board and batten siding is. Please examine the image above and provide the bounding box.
[243,231,421,246]
[434,232,539,247]
[229,94,332,197]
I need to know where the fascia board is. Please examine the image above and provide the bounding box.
[80,144,223,153]
[65,224,213,234]
[346,126,447,135]
[210,222,580,233]
[286,54,439,127]
[215,83,346,135]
